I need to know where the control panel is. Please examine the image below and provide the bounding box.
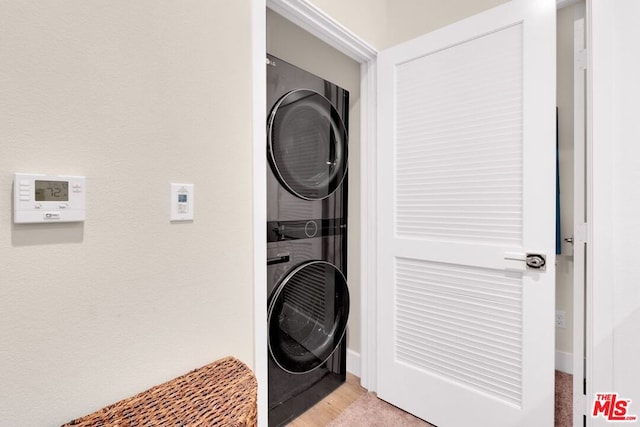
[170,183,194,221]
[14,173,86,223]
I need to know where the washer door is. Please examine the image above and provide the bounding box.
[268,260,349,374]
[268,89,348,200]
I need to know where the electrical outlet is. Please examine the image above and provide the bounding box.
[555,310,566,329]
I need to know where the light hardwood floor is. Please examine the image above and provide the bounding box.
[286,371,573,427]
[287,374,366,427]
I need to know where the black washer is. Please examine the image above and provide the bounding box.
[268,260,349,374]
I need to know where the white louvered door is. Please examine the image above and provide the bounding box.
[376,1,556,426]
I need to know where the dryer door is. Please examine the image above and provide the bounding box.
[268,260,349,374]
[268,89,348,200]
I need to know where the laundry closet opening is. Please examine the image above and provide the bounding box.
[266,9,362,362]
[265,8,362,426]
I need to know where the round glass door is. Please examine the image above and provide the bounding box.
[268,89,348,200]
[268,260,350,374]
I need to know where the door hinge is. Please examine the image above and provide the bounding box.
[574,222,589,244]
[576,393,589,423]
[576,48,588,71]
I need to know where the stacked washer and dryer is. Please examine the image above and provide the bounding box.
[266,54,350,426]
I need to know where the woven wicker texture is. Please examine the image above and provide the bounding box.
[62,356,257,427]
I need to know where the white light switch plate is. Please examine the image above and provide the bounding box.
[170,183,194,221]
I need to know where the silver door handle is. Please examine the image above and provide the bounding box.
[564,237,574,245]
[525,253,546,269]
[504,252,547,271]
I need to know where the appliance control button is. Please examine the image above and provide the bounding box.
[305,220,318,238]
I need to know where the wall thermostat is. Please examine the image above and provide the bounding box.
[14,173,86,223]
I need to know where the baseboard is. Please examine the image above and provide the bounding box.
[347,349,361,377]
[556,350,573,374]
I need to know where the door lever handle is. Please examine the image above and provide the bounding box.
[564,237,574,245]
[504,252,547,271]
[267,254,290,266]
[525,253,546,270]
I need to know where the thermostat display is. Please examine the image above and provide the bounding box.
[14,173,86,223]
[35,180,69,202]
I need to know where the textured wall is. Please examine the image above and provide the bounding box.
[0,1,254,425]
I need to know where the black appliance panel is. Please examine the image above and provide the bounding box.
[266,53,349,427]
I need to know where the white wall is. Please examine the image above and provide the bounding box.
[308,0,388,49]
[384,0,508,49]
[266,9,362,354]
[591,0,640,414]
[308,0,507,50]
[0,1,255,425]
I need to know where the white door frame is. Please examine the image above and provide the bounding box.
[586,0,615,417]
[251,3,268,426]
[571,4,588,424]
[253,2,378,425]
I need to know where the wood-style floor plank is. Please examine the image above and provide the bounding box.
[287,373,366,427]
[286,371,573,426]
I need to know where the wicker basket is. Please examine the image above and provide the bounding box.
[62,356,257,427]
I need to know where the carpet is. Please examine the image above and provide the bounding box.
[555,370,573,427]
[327,393,434,427]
